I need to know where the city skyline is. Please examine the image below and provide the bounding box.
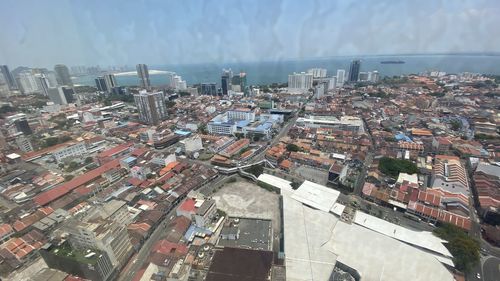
[1,0,499,67]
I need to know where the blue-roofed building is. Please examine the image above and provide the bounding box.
[120,156,137,170]
[174,130,192,137]
[395,133,412,142]
[243,121,275,139]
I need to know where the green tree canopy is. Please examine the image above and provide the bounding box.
[378,157,418,177]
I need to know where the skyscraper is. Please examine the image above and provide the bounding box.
[221,69,233,96]
[54,64,73,86]
[95,76,108,92]
[288,72,313,90]
[48,86,74,105]
[336,69,346,86]
[201,83,217,96]
[308,68,327,78]
[0,65,17,90]
[134,90,168,125]
[35,74,51,96]
[17,71,39,94]
[348,60,361,82]
[104,74,117,91]
[136,64,151,89]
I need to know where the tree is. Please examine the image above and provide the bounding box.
[286,143,300,152]
[66,161,80,172]
[246,164,264,177]
[450,120,462,131]
[378,157,418,177]
[146,173,155,180]
[198,124,208,134]
[84,157,93,164]
[64,174,74,181]
[434,223,480,272]
[253,135,261,142]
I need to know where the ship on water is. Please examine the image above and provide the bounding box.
[380,60,405,64]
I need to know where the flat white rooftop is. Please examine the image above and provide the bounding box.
[291,180,340,212]
[354,211,453,259]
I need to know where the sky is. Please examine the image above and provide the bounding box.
[0,0,499,68]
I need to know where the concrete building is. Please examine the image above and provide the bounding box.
[40,242,115,281]
[95,76,107,92]
[134,90,168,125]
[51,141,88,163]
[17,71,39,94]
[308,68,327,78]
[288,72,313,90]
[473,163,500,217]
[35,74,51,96]
[136,64,151,89]
[194,199,217,228]
[173,75,187,90]
[314,81,328,99]
[221,69,233,96]
[336,69,346,86]
[54,64,73,86]
[15,135,34,152]
[348,60,361,82]
[227,108,256,122]
[201,83,217,96]
[48,86,74,105]
[207,114,237,135]
[67,219,133,268]
[296,115,365,134]
[0,65,17,90]
[258,174,455,281]
[430,155,470,216]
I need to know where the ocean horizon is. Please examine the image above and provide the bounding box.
[73,54,500,88]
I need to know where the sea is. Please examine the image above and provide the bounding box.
[72,54,500,87]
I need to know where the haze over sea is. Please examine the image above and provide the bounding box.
[73,54,500,87]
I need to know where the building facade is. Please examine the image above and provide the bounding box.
[136,64,151,89]
[288,72,313,90]
[348,60,361,82]
[54,64,73,86]
[134,90,168,125]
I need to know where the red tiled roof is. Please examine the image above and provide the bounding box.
[0,224,13,238]
[33,159,121,206]
[178,198,196,213]
[97,143,132,158]
[152,240,188,256]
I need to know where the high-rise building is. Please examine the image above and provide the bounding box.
[308,68,327,78]
[239,72,248,95]
[348,60,361,82]
[17,71,39,94]
[314,81,328,99]
[14,118,32,135]
[134,90,168,125]
[165,71,176,88]
[136,64,151,89]
[35,74,51,96]
[65,217,133,269]
[288,72,313,90]
[0,65,17,90]
[221,69,233,96]
[201,83,218,96]
[173,75,187,90]
[48,86,74,105]
[371,71,380,83]
[95,76,107,92]
[54,64,73,86]
[336,69,346,86]
[358,72,369,82]
[104,74,117,90]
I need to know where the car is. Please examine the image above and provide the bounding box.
[476,273,481,279]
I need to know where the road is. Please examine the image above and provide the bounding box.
[482,256,500,281]
[118,208,177,281]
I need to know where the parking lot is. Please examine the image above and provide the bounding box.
[210,178,281,251]
[292,165,329,185]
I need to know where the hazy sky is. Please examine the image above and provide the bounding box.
[1,0,499,67]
